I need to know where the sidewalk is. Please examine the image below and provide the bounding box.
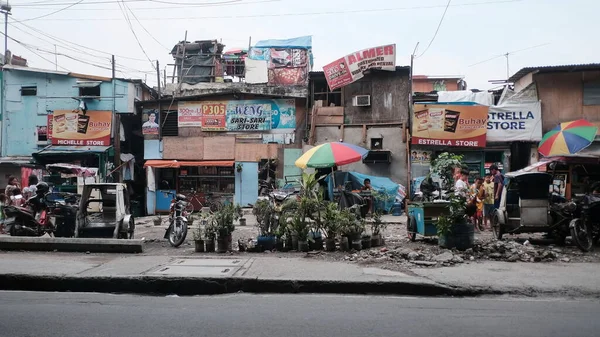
[1,251,599,298]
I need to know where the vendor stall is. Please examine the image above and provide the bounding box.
[144,160,235,213]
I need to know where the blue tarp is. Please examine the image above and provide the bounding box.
[325,171,404,213]
[254,36,312,49]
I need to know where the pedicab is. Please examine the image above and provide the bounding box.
[74,183,135,239]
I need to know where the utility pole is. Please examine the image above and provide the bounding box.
[54,44,57,71]
[1,1,12,64]
[112,55,122,183]
[505,52,510,80]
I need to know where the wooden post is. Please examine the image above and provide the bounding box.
[361,124,367,144]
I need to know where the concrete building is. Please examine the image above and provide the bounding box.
[141,37,311,215]
[308,66,411,187]
[0,65,153,191]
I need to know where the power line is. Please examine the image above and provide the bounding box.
[11,0,524,21]
[123,1,170,51]
[9,18,149,61]
[15,0,278,11]
[12,0,85,23]
[468,43,550,67]
[117,0,157,70]
[417,0,451,58]
[1,32,71,71]
[11,0,254,7]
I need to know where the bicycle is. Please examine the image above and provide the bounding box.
[183,189,223,213]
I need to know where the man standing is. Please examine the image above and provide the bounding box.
[489,164,504,209]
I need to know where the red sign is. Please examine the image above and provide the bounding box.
[47,114,53,141]
[201,101,226,131]
[323,44,396,90]
[50,110,112,146]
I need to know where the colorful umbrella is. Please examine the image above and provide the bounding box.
[295,142,369,169]
[538,119,598,157]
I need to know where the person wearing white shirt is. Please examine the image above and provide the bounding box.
[454,169,470,197]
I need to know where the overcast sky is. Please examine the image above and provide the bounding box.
[5,0,599,89]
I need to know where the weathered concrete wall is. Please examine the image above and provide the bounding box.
[164,82,309,99]
[342,68,410,124]
[314,125,407,186]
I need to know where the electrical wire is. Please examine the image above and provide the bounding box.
[1,31,71,71]
[12,0,85,23]
[116,0,157,70]
[10,0,525,21]
[123,1,170,51]
[9,18,149,61]
[15,0,278,11]
[416,0,451,58]
[11,0,250,7]
[468,43,550,67]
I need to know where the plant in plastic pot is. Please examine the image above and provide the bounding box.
[322,202,341,251]
[193,224,204,253]
[370,210,386,247]
[212,204,240,253]
[340,206,365,251]
[253,199,278,250]
[204,221,216,253]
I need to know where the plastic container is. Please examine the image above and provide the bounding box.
[391,202,403,216]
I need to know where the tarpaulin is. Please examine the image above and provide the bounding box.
[254,36,312,49]
[325,171,404,212]
[144,160,234,168]
[437,90,494,106]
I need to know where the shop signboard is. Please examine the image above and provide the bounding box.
[323,44,396,90]
[411,104,488,147]
[487,102,542,142]
[142,109,159,135]
[50,110,112,146]
[226,99,296,131]
[200,101,227,131]
[177,101,203,127]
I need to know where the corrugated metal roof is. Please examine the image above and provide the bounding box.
[509,63,600,83]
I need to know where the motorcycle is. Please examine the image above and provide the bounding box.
[268,189,298,220]
[569,193,600,252]
[164,192,190,247]
[5,194,52,237]
[45,193,80,237]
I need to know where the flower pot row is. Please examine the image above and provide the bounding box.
[194,235,233,253]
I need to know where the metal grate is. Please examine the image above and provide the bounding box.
[160,110,178,136]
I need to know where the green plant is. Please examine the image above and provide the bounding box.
[339,206,365,238]
[370,210,387,236]
[252,199,278,236]
[212,203,240,238]
[204,220,216,240]
[430,152,464,191]
[193,224,203,241]
[236,163,243,172]
[436,192,468,236]
[299,171,323,199]
[322,202,341,238]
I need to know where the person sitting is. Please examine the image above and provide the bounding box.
[11,188,25,207]
[362,178,373,214]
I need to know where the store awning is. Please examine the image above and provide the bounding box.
[0,156,34,165]
[144,160,234,168]
[34,145,112,156]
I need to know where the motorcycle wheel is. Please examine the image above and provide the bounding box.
[407,215,417,242]
[128,218,135,239]
[491,212,503,240]
[168,220,188,247]
[570,219,593,252]
[209,201,222,212]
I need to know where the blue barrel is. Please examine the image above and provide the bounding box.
[391,202,403,216]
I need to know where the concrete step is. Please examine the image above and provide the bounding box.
[0,237,143,253]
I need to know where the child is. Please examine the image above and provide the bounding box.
[11,188,25,207]
[470,178,484,231]
[482,174,495,230]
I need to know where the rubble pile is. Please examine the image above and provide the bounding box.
[343,239,570,268]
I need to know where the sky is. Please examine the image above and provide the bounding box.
[4,0,600,90]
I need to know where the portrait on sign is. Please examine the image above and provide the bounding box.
[142,109,159,135]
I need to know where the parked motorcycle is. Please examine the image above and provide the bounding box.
[268,189,298,220]
[45,192,80,237]
[569,193,600,252]
[164,192,189,247]
[4,182,54,237]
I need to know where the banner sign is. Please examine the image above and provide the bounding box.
[411,104,488,147]
[177,101,202,127]
[226,99,296,131]
[200,101,227,131]
[487,102,542,142]
[142,109,159,135]
[323,44,396,90]
[50,110,112,146]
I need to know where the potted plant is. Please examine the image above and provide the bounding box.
[213,203,240,253]
[204,221,216,253]
[430,152,475,250]
[253,199,277,250]
[290,212,310,252]
[322,202,340,251]
[236,163,243,173]
[153,214,163,227]
[340,206,365,251]
[193,224,204,253]
[370,210,386,247]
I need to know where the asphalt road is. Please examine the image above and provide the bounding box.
[1,292,599,337]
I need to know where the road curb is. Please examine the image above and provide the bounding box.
[0,237,143,253]
[0,274,472,297]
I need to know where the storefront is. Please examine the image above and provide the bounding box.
[144,160,235,213]
[409,101,542,197]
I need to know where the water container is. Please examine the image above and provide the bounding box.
[391,202,403,216]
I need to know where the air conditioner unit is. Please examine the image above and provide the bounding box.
[352,95,371,107]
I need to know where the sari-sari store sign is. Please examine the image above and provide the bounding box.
[226,99,295,131]
[487,102,542,142]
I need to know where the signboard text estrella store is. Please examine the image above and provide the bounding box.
[487,110,535,130]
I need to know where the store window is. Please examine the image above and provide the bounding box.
[21,86,37,96]
[370,137,383,150]
[583,82,600,106]
[160,110,178,136]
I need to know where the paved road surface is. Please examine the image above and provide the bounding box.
[1,292,599,337]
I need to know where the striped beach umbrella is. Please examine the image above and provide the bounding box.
[538,119,598,157]
[295,142,369,169]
